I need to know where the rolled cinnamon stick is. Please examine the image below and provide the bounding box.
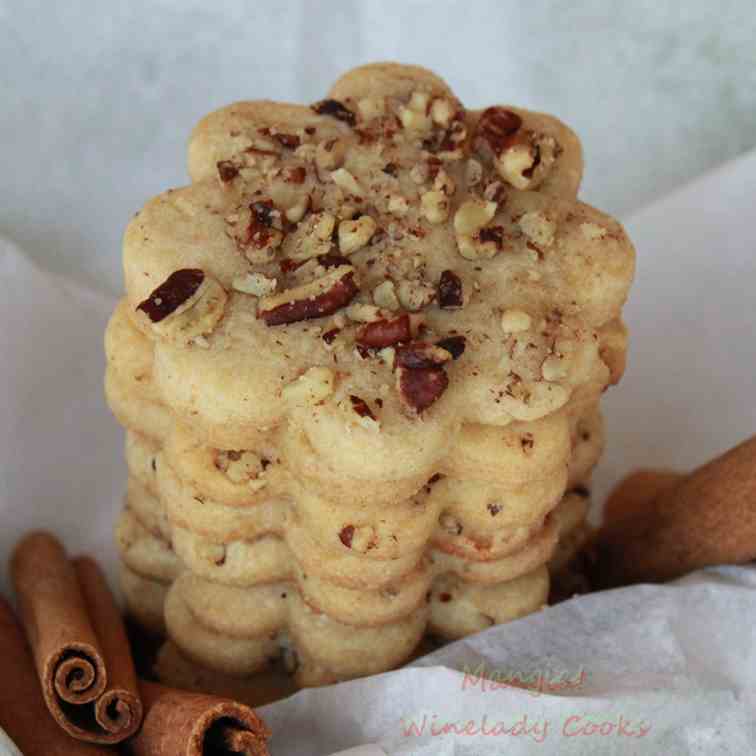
[10,531,142,743]
[129,680,271,756]
[593,435,756,587]
[73,556,143,740]
[0,597,111,756]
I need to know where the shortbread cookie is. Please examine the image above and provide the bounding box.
[115,506,181,584]
[105,299,161,403]
[428,565,548,639]
[108,62,635,687]
[126,476,172,543]
[164,580,427,686]
[125,431,161,495]
[121,566,171,636]
[123,70,633,452]
[105,368,173,444]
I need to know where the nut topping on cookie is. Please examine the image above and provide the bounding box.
[372,280,400,310]
[420,190,450,224]
[226,199,284,263]
[258,266,359,326]
[343,395,381,431]
[396,279,436,312]
[437,270,464,309]
[338,524,355,547]
[348,394,377,421]
[396,364,449,414]
[356,313,412,348]
[338,215,377,255]
[395,342,452,369]
[315,138,346,171]
[272,132,301,149]
[288,212,336,262]
[311,99,356,127]
[476,107,523,155]
[137,269,205,323]
[232,272,278,297]
[436,335,466,360]
[216,160,239,184]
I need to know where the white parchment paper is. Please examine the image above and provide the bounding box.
[1,151,755,755]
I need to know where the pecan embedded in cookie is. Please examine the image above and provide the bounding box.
[137,269,205,323]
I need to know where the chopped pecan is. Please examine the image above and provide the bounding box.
[232,272,277,297]
[372,280,400,310]
[258,266,358,326]
[279,258,303,274]
[396,365,449,414]
[395,342,452,369]
[282,165,307,184]
[338,215,377,255]
[356,313,412,348]
[420,189,449,224]
[216,160,239,183]
[226,199,283,263]
[478,225,506,247]
[137,269,205,323]
[315,138,346,171]
[339,525,355,548]
[437,270,464,309]
[487,503,502,516]
[348,395,376,420]
[322,327,340,345]
[273,132,300,149]
[476,107,523,155]
[311,99,356,127]
[396,279,436,312]
[316,253,349,269]
[436,335,466,360]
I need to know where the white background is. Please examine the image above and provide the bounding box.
[1,0,755,294]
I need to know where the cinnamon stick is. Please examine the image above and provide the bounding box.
[129,680,271,756]
[9,531,142,743]
[0,597,111,756]
[593,435,756,587]
[73,556,143,740]
[603,469,682,526]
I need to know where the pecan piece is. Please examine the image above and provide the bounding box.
[137,269,205,323]
[226,199,283,263]
[395,342,452,369]
[476,107,523,155]
[356,313,412,349]
[322,327,340,345]
[311,99,356,127]
[438,270,464,309]
[258,266,358,326]
[436,335,466,360]
[273,132,300,149]
[339,525,355,548]
[216,160,239,183]
[396,365,449,414]
[348,395,376,421]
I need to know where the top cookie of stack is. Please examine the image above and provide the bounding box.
[122,62,633,488]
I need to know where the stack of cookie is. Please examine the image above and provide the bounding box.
[106,63,634,687]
